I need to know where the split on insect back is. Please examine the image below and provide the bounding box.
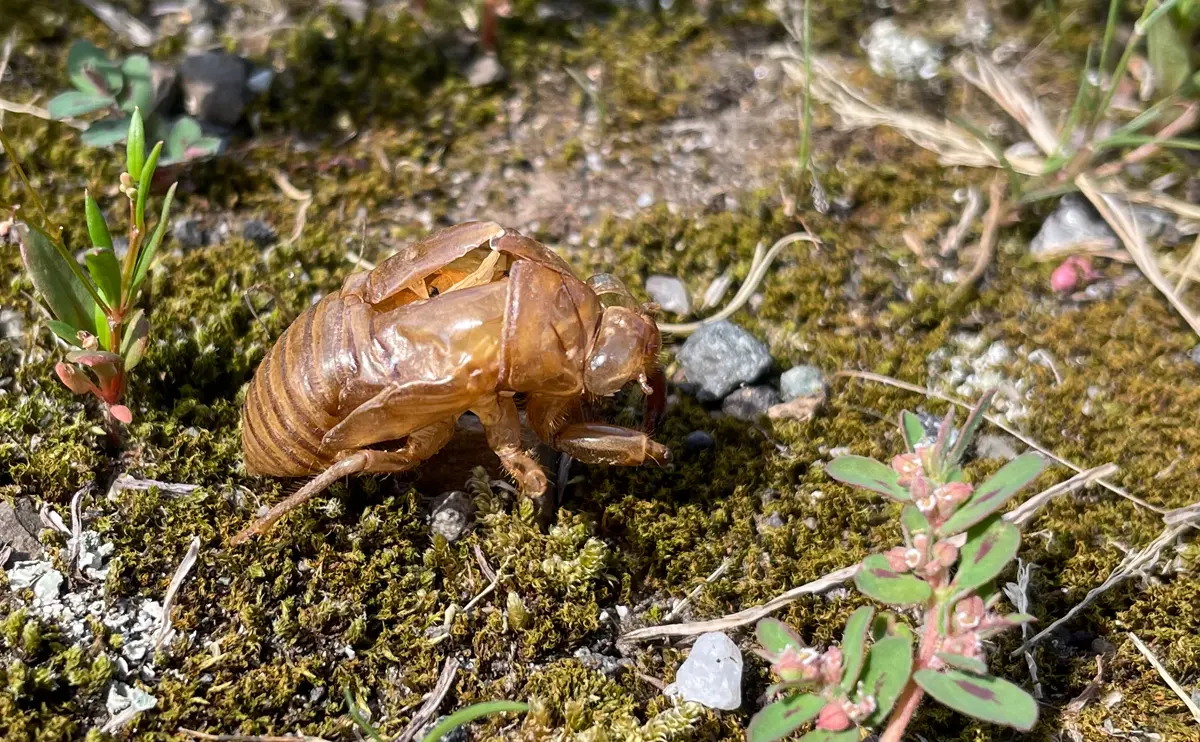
[233,221,672,545]
[3,109,177,430]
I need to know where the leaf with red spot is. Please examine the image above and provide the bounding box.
[860,634,913,725]
[946,389,996,466]
[901,410,926,450]
[756,617,805,658]
[953,515,1020,595]
[913,669,1039,730]
[826,455,910,502]
[746,693,826,742]
[939,453,1045,536]
[855,554,932,606]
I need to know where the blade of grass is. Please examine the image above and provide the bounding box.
[1047,44,1096,168]
[1097,0,1122,75]
[343,687,384,742]
[797,0,813,175]
[1110,94,1179,138]
[418,701,528,742]
[950,115,1023,198]
[1094,134,1200,151]
[1089,0,1168,134]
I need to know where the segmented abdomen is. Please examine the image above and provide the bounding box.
[242,292,348,477]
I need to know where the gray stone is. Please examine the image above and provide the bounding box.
[106,682,157,716]
[721,385,780,421]
[780,365,826,400]
[0,501,41,563]
[0,308,24,339]
[1032,195,1172,257]
[465,53,505,88]
[33,567,63,604]
[1189,345,1200,366]
[678,320,772,401]
[431,491,473,542]
[671,631,743,710]
[974,433,1020,461]
[861,19,942,81]
[645,275,690,315]
[179,52,250,127]
[173,217,212,248]
[241,219,277,247]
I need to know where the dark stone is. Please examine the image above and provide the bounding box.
[242,219,277,247]
[683,430,715,455]
[721,385,781,421]
[179,52,250,127]
[677,320,772,401]
[0,499,42,564]
[173,217,212,248]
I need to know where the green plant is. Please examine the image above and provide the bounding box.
[1145,0,1200,98]
[747,391,1046,742]
[2,109,176,424]
[47,40,223,165]
[344,685,528,741]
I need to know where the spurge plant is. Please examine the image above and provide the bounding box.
[2,109,177,424]
[748,390,1046,742]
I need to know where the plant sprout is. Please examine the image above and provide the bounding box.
[748,390,1046,742]
[2,108,177,425]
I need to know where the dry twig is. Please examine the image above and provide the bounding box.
[179,730,333,742]
[155,536,201,650]
[395,657,461,742]
[939,185,983,257]
[1127,632,1200,724]
[664,558,731,623]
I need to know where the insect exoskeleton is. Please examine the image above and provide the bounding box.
[235,221,669,545]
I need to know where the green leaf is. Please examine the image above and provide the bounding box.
[343,687,385,742]
[46,319,81,346]
[939,453,1045,535]
[84,247,121,309]
[839,606,874,693]
[166,117,203,160]
[84,191,113,250]
[18,225,97,334]
[826,455,910,502]
[901,411,926,450]
[130,182,176,296]
[913,669,1038,731]
[746,694,826,742]
[855,554,932,606]
[136,141,163,230]
[419,701,528,742]
[1147,9,1191,96]
[47,91,115,118]
[861,635,914,725]
[946,389,996,467]
[937,652,989,674]
[953,516,1020,595]
[67,40,121,97]
[120,56,154,115]
[798,730,858,742]
[127,108,146,180]
[901,505,930,539]
[80,117,131,148]
[92,301,112,350]
[757,618,805,656]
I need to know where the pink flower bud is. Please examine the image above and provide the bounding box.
[773,646,822,683]
[953,595,985,632]
[846,689,878,722]
[816,701,852,731]
[904,547,923,571]
[1050,260,1080,293]
[911,477,938,514]
[109,404,133,424]
[820,646,844,686]
[935,482,973,517]
[932,540,958,569]
[891,453,923,485]
[884,547,911,573]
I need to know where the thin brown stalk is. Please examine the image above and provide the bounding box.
[1094,103,1200,178]
[939,185,983,257]
[948,176,1006,304]
[395,658,460,742]
[1128,632,1200,723]
[178,730,332,742]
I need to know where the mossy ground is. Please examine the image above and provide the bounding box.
[2,1,1199,740]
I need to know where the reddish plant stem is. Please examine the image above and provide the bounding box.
[880,607,940,742]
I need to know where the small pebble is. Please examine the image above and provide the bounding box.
[430,491,473,542]
[645,275,690,315]
[861,18,942,80]
[179,52,250,127]
[637,191,655,208]
[683,430,715,455]
[173,217,212,248]
[779,365,826,400]
[677,320,772,401]
[466,52,505,87]
[1189,345,1200,366]
[241,219,277,247]
[721,385,780,421]
[670,631,743,710]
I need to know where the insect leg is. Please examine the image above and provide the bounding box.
[471,395,549,497]
[547,423,671,467]
[232,419,456,545]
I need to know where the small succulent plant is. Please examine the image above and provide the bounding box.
[3,109,176,425]
[748,390,1045,742]
[47,40,222,165]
